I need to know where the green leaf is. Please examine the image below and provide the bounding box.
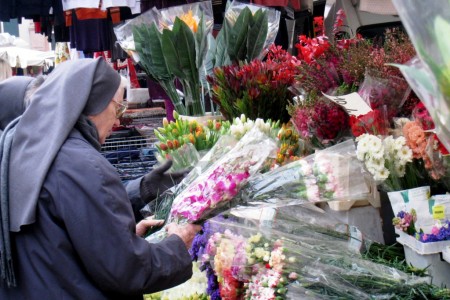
[389,63,436,96]
[228,7,252,62]
[133,24,173,81]
[195,14,208,70]
[214,20,231,68]
[200,33,216,89]
[175,18,199,85]
[161,27,185,79]
[246,9,268,61]
[434,16,450,66]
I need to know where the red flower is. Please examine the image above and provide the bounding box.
[349,109,388,137]
[412,102,435,130]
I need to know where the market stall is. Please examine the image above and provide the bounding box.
[2,0,450,298]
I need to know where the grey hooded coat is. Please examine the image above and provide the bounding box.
[0,59,192,298]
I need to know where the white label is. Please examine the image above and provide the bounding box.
[349,225,364,252]
[322,92,373,116]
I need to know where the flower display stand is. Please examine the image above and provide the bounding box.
[396,229,450,287]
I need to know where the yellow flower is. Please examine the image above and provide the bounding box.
[180,10,198,33]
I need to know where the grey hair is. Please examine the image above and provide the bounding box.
[113,75,128,101]
[24,75,47,108]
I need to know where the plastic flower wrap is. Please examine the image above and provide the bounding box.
[194,212,432,300]
[146,126,278,243]
[199,223,301,299]
[358,71,411,120]
[410,102,450,189]
[288,97,351,150]
[131,2,214,116]
[349,108,390,138]
[144,262,208,300]
[113,7,160,61]
[391,0,450,153]
[242,139,370,207]
[154,111,230,171]
[209,0,280,66]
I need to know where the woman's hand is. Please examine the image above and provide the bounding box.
[136,217,164,237]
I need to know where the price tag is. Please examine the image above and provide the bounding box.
[322,92,373,116]
[348,226,364,252]
[433,205,445,219]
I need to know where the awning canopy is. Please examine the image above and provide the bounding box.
[0,46,55,68]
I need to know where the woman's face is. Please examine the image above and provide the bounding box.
[88,86,124,144]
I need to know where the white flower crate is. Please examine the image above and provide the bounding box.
[395,229,450,255]
[396,229,450,287]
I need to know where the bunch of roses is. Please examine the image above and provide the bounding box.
[349,109,389,137]
[289,99,350,149]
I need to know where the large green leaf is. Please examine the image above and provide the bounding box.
[175,18,199,85]
[195,14,208,69]
[228,7,252,62]
[246,9,268,61]
[133,24,172,81]
[161,27,185,79]
[214,20,231,68]
[200,33,217,89]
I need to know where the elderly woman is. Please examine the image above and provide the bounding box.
[0,58,200,298]
[0,75,182,222]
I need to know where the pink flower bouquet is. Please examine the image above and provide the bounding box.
[146,126,278,242]
[242,139,369,206]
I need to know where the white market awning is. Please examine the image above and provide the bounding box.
[0,46,55,68]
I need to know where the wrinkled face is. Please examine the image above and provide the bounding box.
[88,86,125,145]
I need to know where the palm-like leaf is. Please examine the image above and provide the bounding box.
[228,7,252,62]
[214,20,231,68]
[247,9,268,61]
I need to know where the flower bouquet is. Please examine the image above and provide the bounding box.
[204,0,280,69]
[145,126,278,243]
[131,2,214,116]
[288,96,351,149]
[241,139,370,207]
[192,213,439,300]
[354,133,423,192]
[207,44,300,123]
[349,108,390,138]
[154,111,230,171]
